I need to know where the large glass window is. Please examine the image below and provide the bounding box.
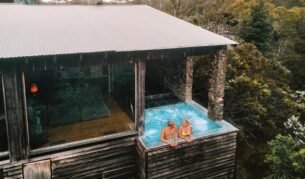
[26,62,135,150]
[0,76,8,153]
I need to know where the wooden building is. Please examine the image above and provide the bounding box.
[0,4,238,179]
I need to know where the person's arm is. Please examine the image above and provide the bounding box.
[171,129,178,146]
[178,127,182,138]
[161,128,171,145]
[188,125,193,142]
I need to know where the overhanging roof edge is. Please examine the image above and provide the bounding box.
[0,45,236,60]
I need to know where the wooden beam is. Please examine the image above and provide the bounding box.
[0,168,3,179]
[21,72,30,158]
[2,64,28,161]
[30,131,137,157]
[135,59,146,136]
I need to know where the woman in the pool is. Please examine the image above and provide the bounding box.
[161,120,178,147]
[178,119,192,142]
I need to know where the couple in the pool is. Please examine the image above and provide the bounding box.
[161,118,192,147]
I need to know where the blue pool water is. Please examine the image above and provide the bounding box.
[140,102,231,148]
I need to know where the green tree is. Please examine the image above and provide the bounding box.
[241,1,274,54]
[271,0,305,8]
[225,43,296,139]
[266,135,305,179]
[265,116,305,179]
[224,43,302,178]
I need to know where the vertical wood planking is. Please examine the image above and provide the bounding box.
[0,168,3,179]
[2,64,27,161]
[137,131,238,179]
[23,160,51,179]
[135,59,146,136]
[1,133,137,179]
[21,72,30,158]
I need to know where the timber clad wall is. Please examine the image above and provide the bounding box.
[3,64,28,161]
[23,160,51,179]
[0,133,137,179]
[136,131,237,179]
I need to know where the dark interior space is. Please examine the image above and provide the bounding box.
[145,60,171,97]
[0,78,8,153]
[25,62,135,150]
[192,57,211,108]
[145,60,181,108]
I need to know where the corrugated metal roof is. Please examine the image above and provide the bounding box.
[0,4,237,59]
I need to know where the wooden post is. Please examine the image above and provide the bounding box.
[135,59,146,136]
[0,168,3,179]
[2,63,28,161]
[23,160,51,179]
[185,57,193,102]
[208,47,227,121]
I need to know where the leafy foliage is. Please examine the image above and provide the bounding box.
[285,115,305,144]
[224,43,302,178]
[225,43,295,139]
[270,0,305,8]
[266,135,305,179]
[241,1,274,54]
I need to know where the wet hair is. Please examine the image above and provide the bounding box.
[183,118,190,125]
[168,120,175,126]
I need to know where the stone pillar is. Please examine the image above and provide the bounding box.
[208,48,227,120]
[185,57,193,102]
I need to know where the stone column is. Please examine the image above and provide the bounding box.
[208,48,227,121]
[185,57,193,102]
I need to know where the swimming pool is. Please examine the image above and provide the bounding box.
[139,101,237,149]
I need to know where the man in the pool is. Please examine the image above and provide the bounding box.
[161,120,177,147]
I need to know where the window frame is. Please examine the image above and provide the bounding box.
[22,62,138,156]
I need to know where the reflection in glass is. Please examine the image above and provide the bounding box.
[26,63,135,150]
[0,77,8,153]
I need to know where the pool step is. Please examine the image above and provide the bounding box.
[145,93,181,108]
[145,92,173,101]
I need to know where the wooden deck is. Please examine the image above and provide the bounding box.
[43,96,134,148]
[136,131,238,179]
